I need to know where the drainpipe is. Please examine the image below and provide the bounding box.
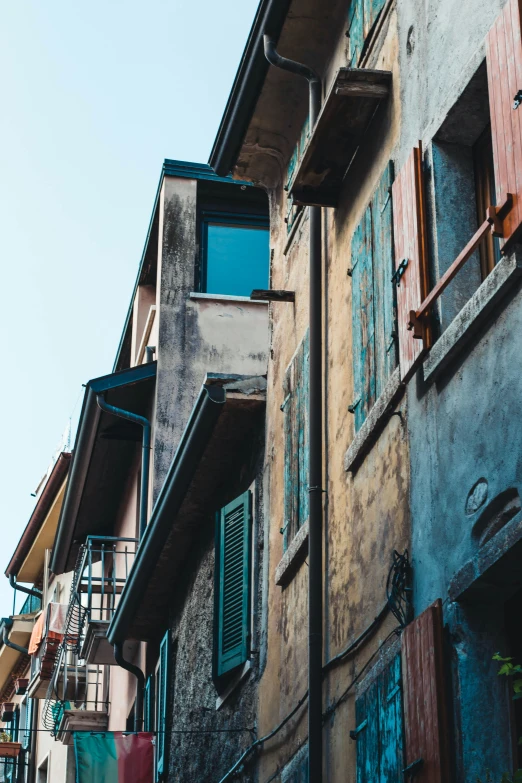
[96,395,151,540]
[1,623,28,655]
[27,698,38,783]
[8,575,42,601]
[113,643,145,732]
[263,35,323,782]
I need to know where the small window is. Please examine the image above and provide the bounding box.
[473,125,501,280]
[214,492,252,679]
[200,213,269,297]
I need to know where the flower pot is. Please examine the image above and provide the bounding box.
[15,679,28,696]
[0,704,14,722]
[0,742,21,758]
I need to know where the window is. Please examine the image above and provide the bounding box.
[154,630,169,781]
[354,654,403,782]
[200,213,269,297]
[282,333,309,549]
[214,492,252,679]
[474,126,501,280]
[350,163,396,427]
[285,118,309,235]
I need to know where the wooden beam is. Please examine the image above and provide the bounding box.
[250,289,295,302]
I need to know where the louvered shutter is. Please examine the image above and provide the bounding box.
[348,1,365,66]
[351,205,376,431]
[354,653,403,782]
[401,600,450,783]
[486,0,522,247]
[155,630,169,780]
[373,161,397,394]
[283,333,309,549]
[216,492,252,677]
[22,698,33,750]
[392,145,431,382]
[144,675,154,733]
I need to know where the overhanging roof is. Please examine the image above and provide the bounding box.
[6,453,71,581]
[108,375,266,644]
[51,362,157,575]
[0,617,34,699]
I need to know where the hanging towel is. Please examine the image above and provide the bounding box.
[74,732,154,783]
[28,612,44,655]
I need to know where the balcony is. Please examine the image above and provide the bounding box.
[42,647,108,745]
[26,603,66,699]
[18,593,41,617]
[72,537,138,665]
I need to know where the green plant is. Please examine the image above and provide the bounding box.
[0,732,11,743]
[478,655,522,783]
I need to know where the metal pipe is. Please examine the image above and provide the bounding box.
[2,625,28,655]
[263,35,323,782]
[113,643,145,732]
[96,394,151,540]
[145,346,156,363]
[9,575,42,600]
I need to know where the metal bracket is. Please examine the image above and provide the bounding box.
[392,258,408,287]
[349,718,368,740]
[348,397,361,414]
[403,758,424,780]
[514,89,522,109]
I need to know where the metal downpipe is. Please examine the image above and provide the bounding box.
[2,625,28,655]
[8,575,42,601]
[264,35,324,782]
[113,643,145,732]
[96,394,151,540]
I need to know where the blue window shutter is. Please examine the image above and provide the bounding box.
[156,630,169,780]
[355,653,404,782]
[372,162,397,397]
[348,1,365,66]
[216,492,252,677]
[283,332,309,549]
[364,0,387,39]
[22,699,33,750]
[351,205,375,431]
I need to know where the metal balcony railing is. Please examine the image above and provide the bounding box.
[19,592,41,616]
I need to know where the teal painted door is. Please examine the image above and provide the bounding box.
[355,653,404,782]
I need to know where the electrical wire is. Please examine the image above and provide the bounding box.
[322,603,389,673]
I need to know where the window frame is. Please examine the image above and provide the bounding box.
[198,211,269,296]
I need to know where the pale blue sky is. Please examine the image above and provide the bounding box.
[0,0,259,615]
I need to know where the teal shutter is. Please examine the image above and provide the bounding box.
[349,0,387,65]
[216,492,252,677]
[354,653,404,782]
[144,675,155,733]
[283,332,309,549]
[156,631,169,780]
[351,205,376,431]
[22,698,33,749]
[351,164,396,430]
[373,161,396,397]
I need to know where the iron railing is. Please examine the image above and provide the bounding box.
[18,592,41,616]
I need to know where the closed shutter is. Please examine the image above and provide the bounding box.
[216,492,252,677]
[486,0,522,247]
[401,600,450,783]
[392,145,431,383]
[351,163,396,430]
[155,630,169,780]
[144,675,154,733]
[283,333,309,549]
[355,653,403,782]
[351,205,376,431]
[22,698,33,750]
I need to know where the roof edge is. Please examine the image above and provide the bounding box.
[208,0,292,177]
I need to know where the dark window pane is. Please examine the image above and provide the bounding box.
[205,223,269,296]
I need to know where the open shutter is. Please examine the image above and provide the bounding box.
[156,630,169,780]
[364,0,387,39]
[392,145,431,383]
[283,334,309,548]
[351,205,375,431]
[216,492,252,677]
[486,0,522,247]
[355,653,403,782]
[401,600,450,783]
[144,675,154,733]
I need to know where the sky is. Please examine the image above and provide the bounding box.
[0,0,259,616]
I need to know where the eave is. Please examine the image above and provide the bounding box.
[50,362,157,575]
[5,453,71,581]
[108,375,266,644]
[0,617,34,699]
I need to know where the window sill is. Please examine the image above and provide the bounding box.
[215,661,252,711]
[423,248,522,383]
[189,292,268,304]
[344,367,404,474]
[275,519,309,587]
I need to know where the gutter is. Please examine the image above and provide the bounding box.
[208,0,293,177]
[1,619,29,656]
[108,384,226,645]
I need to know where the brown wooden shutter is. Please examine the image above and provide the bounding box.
[486,0,522,247]
[392,145,431,383]
[401,599,450,783]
